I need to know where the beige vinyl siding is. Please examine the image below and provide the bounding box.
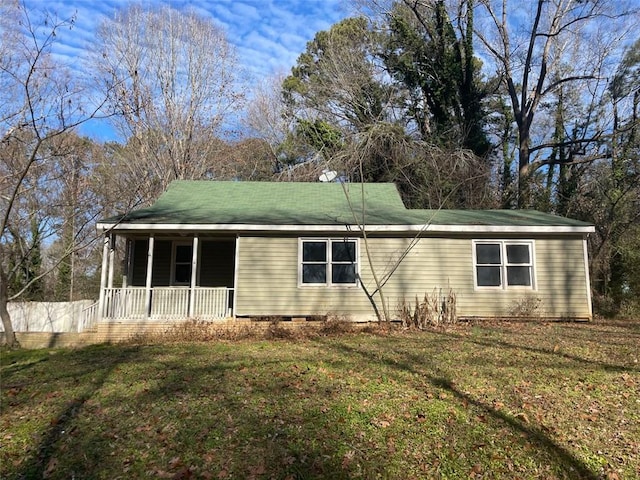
[379,236,590,318]
[526,237,590,318]
[365,237,471,310]
[235,235,591,320]
[235,237,373,318]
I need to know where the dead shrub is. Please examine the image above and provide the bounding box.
[126,319,260,344]
[125,314,378,344]
[316,315,355,336]
[263,317,297,340]
[399,289,457,329]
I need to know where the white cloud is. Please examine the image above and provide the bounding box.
[20,0,349,139]
[24,0,347,77]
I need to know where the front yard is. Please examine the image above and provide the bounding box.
[1,320,639,479]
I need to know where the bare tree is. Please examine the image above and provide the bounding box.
[475,0,638,207]
[243,73,299,176]
[91,4,245,205]
[0,3,112,347]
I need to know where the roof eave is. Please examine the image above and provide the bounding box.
[96,222,595,235]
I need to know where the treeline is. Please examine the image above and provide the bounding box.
[1,0,639,323]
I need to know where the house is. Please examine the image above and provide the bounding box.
[95,181,595,323]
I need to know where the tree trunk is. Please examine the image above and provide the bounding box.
[0,269,18,348]
[518,142,531,208]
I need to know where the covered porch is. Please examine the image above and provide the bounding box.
[98,233,236,320]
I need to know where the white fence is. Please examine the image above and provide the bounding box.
[2,300,96,333]
[1,288,234,334]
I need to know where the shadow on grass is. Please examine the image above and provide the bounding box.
[324,339,600,480]
[112,353,363,478]
[3,329,630,479]
[8,345,144,480]
[1,350,50,378]
[429,376,599,478]
[439,328,638,373]
[4,344,358,479]
[594,318,640,333]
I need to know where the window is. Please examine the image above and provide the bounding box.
[173,243,193,285]
[300,239,358,286]
[474,241,534,289]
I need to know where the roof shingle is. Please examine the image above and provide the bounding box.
[100,180,593,228]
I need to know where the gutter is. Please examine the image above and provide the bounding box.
[96,222,595,235]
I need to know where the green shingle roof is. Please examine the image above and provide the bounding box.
[99,180,593,229]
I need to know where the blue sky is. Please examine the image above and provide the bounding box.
[22,0,351,140]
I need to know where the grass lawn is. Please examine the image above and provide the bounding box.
[1,320,639,479]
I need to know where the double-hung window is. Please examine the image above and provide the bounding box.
[300,239,358,286]
[474,240,534,289]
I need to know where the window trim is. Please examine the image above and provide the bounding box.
[298,238,360,287]
[472,240,536,290]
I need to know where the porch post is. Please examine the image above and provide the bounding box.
[98,233,110,318]
[145,234,155,318]
[122,238,131,288]
[583,237,593,320]
[189,235,199,317]
[107,233,116,289]
[232,235,239,318]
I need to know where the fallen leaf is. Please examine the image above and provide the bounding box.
[342,450,355,469]
[469,463,483,477]
[172,467,192,479]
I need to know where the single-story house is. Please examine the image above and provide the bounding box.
[95,181,595,323]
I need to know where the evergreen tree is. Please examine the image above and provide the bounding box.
[382,0,490,156]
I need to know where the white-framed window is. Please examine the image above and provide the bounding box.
[299,238,359,286]
[172,242,193,285]
[473,240,535,289]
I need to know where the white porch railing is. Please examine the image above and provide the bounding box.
[101,287,233,320]
[79,301,99,331]
[103,287,147,319]
[193,287,232,318]
[151,287,190,318]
